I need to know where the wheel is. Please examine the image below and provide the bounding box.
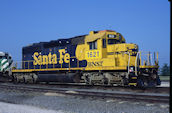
[90,81,94,85]
[102,78,108,85]
[123,78,129,86]
[147,80,156,87]
[32,77,35,84]
[89,80,94,85]
[13,76,19,84]
[46,82,49,84]
[137,77,144,87]
[23,77,28,84]
[156,76,161,85]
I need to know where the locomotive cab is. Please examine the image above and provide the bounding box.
[81,30,160,86]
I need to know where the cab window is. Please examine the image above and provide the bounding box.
[0,56,7,59]
[108,39,120,45]
[108,34,116,38]
[89,40,97,50]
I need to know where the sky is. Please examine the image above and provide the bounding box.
[0,0,170,68]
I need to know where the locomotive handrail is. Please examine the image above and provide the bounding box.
[138,51,159,67]
[12,50,152,72]
[12,56,128,71]
[124,52,130,78]
[135,51,140,76]
[12,51,158,73]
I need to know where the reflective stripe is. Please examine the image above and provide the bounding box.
[0,59,10,72]
[2,62,9,70]
[128,83,137,86]
[131,77,137,79]
[1,59,7,65]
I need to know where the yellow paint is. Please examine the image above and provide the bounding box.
[140,65,159,69]
[85,50,101,59]
[12,66,127,73]
[59,49,65,64]
[75,45,85,60]
[33,49,70,65]
[132,77,137,79]
[64,53,70,63]
[87,61,103,67]
[85,31,106,42]
[33,52,57,65]
[128,83,137,86]
[52,54,57,64]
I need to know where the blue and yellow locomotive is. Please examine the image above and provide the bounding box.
[12,30,161,87]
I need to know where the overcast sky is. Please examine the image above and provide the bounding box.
[0,0,170,67]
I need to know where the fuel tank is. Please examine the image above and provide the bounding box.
[36,72,80,83]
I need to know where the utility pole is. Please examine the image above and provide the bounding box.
[169,0,171,75]
[168,0,171,113]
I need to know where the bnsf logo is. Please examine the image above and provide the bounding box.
[33,49,70,65]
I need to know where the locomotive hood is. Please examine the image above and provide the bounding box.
[107,43,138,53]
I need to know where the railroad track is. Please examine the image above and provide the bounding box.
[0,83,169,103]
[0,81,169,94]
[41,82,170,94]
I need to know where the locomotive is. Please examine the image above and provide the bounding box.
[0,52,13,82]
[0,52,13,76]
[11,30,161,87]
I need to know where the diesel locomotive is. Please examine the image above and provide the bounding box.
[11,30,161,87]
[0,52,13,77]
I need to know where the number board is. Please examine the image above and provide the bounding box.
[107,34,116,38]
[85,50,101,59]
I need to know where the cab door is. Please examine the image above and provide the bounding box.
[102,38,107,58]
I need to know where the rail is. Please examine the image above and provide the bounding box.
[0,83,169,103]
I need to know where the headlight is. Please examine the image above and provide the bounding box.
[129,67,134,72]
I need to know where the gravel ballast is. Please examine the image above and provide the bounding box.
[0,89,169,113]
